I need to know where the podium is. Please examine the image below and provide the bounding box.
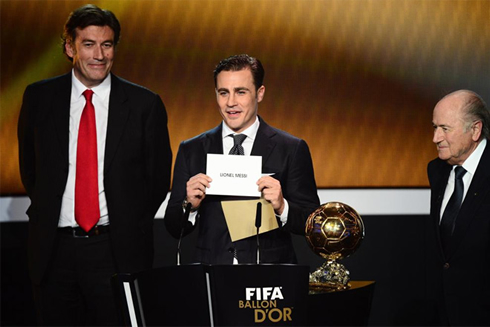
[112,264,210,326]
[308,281,375,326]
[112,264,309,326]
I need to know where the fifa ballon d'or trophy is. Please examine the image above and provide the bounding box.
[305,202,365,292]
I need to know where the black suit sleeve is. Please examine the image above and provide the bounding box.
[18,84,37,198]
[144,94,172,217]
[164,141,197,238]
[282,139,320,235]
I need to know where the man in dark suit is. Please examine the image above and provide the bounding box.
[17,5,172,326]
[164,54,319,264]
[427,89,490,326]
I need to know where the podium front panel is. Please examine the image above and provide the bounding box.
[136,265,210,326]
[206,264,309,326]
[308,281,375,326]
[112,264,210,326]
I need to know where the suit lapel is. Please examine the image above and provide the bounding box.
[448,143,490,257]
[105,74,130,172]
[251,117,276,165]
[204,124,224,154]
[431,161,452,259]
[52,73,72,165]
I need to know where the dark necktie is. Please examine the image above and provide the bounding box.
[440,166,466,252]
[75,89,100,232]
[228,133,246,262]
[229,134,247,155]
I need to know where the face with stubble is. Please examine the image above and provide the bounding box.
[215,68,265,133]
[65,25,115,88]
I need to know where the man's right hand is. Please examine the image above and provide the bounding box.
[185,173,212,210]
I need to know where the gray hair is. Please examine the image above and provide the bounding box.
[460,91,490,140]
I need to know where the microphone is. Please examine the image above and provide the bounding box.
[177,202,193,265]
[255,202,262,264]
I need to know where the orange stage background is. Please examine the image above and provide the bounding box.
[1,0,489,194]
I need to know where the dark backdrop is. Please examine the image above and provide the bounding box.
[2,214,430,326]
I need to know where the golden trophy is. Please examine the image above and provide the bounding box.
[305,202,365,292]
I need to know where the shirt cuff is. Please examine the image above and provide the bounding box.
[277,199,289,226]
[188,210,198,225]
[182,205,199,225]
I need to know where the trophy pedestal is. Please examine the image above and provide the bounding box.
[308,281,375,326]
[309,260,351,291]
[309,281,351,293]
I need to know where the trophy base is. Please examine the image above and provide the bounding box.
[309,260,350,293]
[309,281,351,293]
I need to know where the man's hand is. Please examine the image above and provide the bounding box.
[186,173,212,209]
[257,175,285,215]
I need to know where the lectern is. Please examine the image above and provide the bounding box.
[308,281,375,326]
[112,264,309,326]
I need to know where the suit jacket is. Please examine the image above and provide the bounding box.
[18,72,172,285]
[427,142,490,326]
[164,117,320,264]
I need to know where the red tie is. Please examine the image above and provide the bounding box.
[75,89,100,232]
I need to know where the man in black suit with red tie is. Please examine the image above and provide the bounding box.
[164,54,319,264]
[17,5,172,326]
[427,90,490,326]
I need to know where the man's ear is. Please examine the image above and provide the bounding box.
[65,41,75,59]
[471,120,483,141]
[257,85,265,103]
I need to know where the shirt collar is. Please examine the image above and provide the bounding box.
[221,116,260,140]
[460,138,487,176]
[71,69,111,100]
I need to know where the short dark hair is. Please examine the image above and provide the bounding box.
[62,4,121,61]
[213,54,264,91]
[462,91,490,140]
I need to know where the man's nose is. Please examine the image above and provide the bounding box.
[93,46,104,60]
[227,94,236,107]
[433,128,442,144]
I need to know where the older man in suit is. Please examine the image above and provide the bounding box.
[164,54,319,264]
[427,90,490,326]
[17,5,172,326]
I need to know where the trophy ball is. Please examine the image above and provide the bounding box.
[305,202,365,261]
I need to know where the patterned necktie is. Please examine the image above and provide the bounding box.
[75,90,100,232]
[228,134,247,155]
[228,133,246,263]
[440,166,466,252]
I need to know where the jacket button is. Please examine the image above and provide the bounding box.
[443,263,450,269]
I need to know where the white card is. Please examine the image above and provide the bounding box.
[206,154,262,197]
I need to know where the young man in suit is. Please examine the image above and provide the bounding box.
[164,54,319,264]
[427,89,490,326]
[17,5,172,326]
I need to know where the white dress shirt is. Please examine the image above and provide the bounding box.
[440,138,487,222]
[59,70,111,228]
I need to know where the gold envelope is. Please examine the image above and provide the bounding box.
[221,198,279,242]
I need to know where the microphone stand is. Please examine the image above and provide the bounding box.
[177,202,192,266]
[255,202,262,264]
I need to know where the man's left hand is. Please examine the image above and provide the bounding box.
[257,176,285,215]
